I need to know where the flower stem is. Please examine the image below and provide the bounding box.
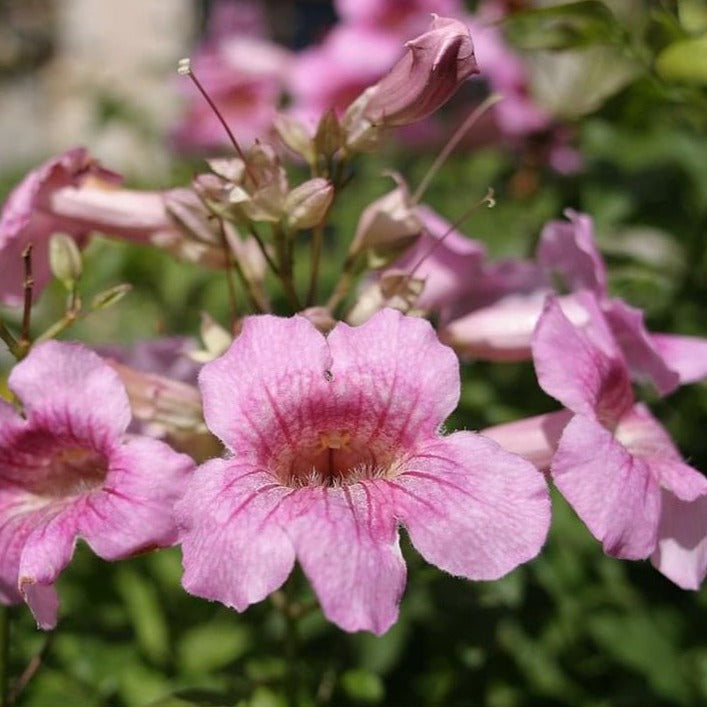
[306,224,324,307]
[0,605,10,707]
[411,93,502,204]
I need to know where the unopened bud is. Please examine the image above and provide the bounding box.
[348,174,422,267]
[273,114,316,164]
[49,233,82,288]
[299,307,337,334]
[314,109,345,159]
[91,283,132,310]
[284,178,334,231]
[361,15,478,127]
[190,312,233,363]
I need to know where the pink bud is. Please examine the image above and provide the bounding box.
[362,15,479,127]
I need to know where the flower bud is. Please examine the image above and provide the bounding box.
[361,15,479,127]
[314,109,345,159]
[284,178,334,231]
[274,113,316,164]
[348,173,422,268]
[49,233,82,288]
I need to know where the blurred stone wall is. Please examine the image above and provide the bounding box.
[0,0,196,180]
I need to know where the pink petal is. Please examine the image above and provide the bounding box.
[651,491,707,590]
[650,333,707,387]
[199,314,332,457]
[614,404,707,502]
[551,415,661,559]
[532,297,633,424]
[282,483,406,635]
[177,459,296,611]
[9,341,131,445]
[21,583,59,630]
[604,299,680,395]
[78,436,192,559]
[537,210,607,296]
[327,309,460,444]
[481,409,572,470]
[388,432,550,579]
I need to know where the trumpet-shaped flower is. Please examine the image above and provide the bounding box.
[533,296,707,588]
[0,341,193,628]
[177,309,550,634]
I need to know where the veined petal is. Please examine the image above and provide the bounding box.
[282,483,405,635]
[199,314,332,457]
[551,414,661,559]
[78,436,192,559]
[177,459,296,611]
[9,341,131,445]
[533,297,633,424]
[651,491,707,590]
[327,309,459,444]
[389,432,550,579]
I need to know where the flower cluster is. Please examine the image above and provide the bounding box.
[0,10,705,642]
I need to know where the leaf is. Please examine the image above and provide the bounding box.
[504,1,624,50]
[656,35,707,85]
[527,45,643,118]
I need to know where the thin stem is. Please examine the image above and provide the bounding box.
[218,221,240,322]
[180,64,259,187]
[248,226,279,276]
[8,633,54,706]
[306,224,324,307]
[272,225,302,312]
[0,605,9,707]
[411,93,503,204]
[0,318,21,360]
[19,244,34,354]
[325,256,358,313]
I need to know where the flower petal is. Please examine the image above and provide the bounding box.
[199,314,332,456]
[177,459,296,611]
[604,299,680,395]
[389,432,550,579]
[21,582,59,630]
[481,409,572,470]
[650,333,707,387]
[282,483,405,635]
[551,414,661,559]
[532,296,633,424]
[651,490,707,590]
[327,309,459,444]
[78,436,192,559]
[9,341,131,445]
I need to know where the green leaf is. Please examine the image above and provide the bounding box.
[341,668,385,703]
[527,45,643,119]
[177,619,251,675]
[504,1,624,50]
[115,565,171,666]
[656,34,707,85]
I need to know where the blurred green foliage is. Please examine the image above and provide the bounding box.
[1,0,707,705]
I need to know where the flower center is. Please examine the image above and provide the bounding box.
[273,428,401,488]
[35,446,109,498]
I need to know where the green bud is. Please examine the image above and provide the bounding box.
[49,233,82,288]
[91,283,132,310]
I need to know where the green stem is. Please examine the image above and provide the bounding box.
[325,255,358,314]
[273,225,302,312]
[306,226,324,307]
[0,320,21,361]
[0,605,10,707]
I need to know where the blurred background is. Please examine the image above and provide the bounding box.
[1,1,707,705]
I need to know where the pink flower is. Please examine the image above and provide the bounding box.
[361,15,479,127]
[533,296,707,588]
[287,25,401,127]
[0,341,193,628]
[177,309,550,634]
[0,148,120,306]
